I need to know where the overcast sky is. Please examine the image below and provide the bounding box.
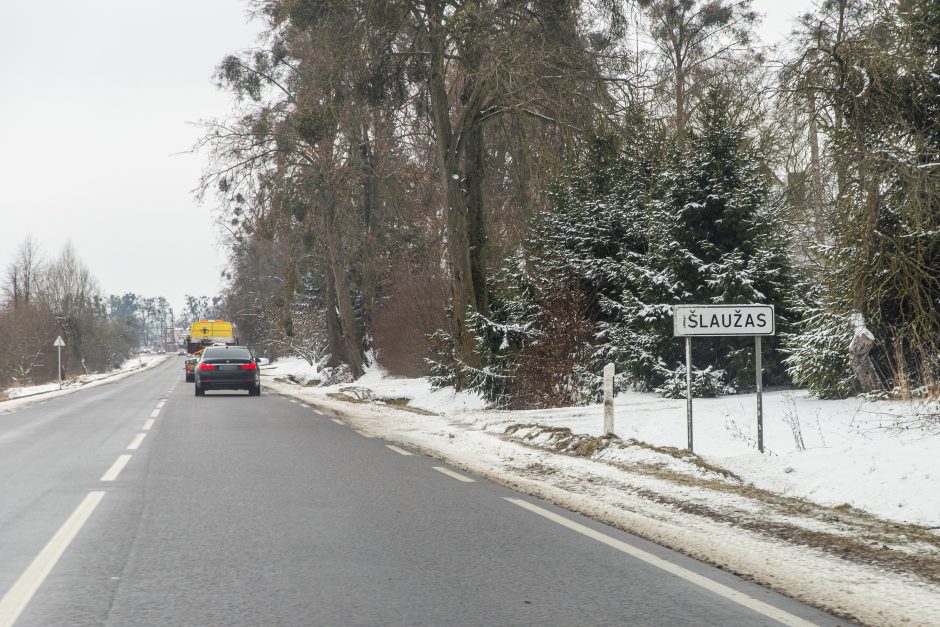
[0,1,812,315]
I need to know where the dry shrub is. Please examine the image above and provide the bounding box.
[510,278,595,409]
[373,257,450,377]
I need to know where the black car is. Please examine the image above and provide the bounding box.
[194,346,261,396]
[184,355,199,382]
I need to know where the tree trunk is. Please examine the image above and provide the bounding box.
[806,92,826,244]
[358,120,381,332]
[849,314,881,392]
[675,61,687,147]
[324,206,365,379]
[323,266,344,369]
[426,7,482,386]
[464,117,489,317]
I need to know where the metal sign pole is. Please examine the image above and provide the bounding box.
[755,336,763,453]
[53,336,66,388]
[673,304,774,455]
[686,336,693,452]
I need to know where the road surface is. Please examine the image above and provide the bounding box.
[0,358,844,626]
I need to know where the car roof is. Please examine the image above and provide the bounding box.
[202,345,250,354]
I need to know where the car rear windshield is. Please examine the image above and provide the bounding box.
[202,347,252,360]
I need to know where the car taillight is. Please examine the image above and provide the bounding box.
[199,363,216,371]
[240,362,257,370]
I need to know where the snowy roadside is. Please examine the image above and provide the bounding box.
[263,358,940,626]
[0,354,170,414]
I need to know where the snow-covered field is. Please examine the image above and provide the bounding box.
[261,357,940,623]
[1,354,168,410]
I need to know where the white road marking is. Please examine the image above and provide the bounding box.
[0,491,105,627]
[300,404,310,408]
[432,466,474,482]
[143,419,155,431]
[289,399,298,404]
[149,408,160,418]
[505,498,816,627]
[100,455,132,482]
[385,445,413,456]
[156,400,166,409]
[354,430,375,438]
[331,418,344,425]
[127,434,146,451]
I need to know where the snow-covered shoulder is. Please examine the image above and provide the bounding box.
[1,354,169,410]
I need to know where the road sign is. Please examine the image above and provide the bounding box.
[673,304,775,454]
[673,304,774,337]
[53,336,65,388]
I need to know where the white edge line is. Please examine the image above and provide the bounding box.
[142,419,155,431]
[300,404,310,408]
[127,433,146,451]
[432,466,475,483]
[385,445,414,457]
[504,498,816,627]
[0,491,105,627]
[354,430,375,438]
[100,455,132,482]
[156,401,166,409]
[149,408,160,418]
[330,418,344,425]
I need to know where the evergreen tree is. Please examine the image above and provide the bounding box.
[645,89,796,392]
[519,91,797,398]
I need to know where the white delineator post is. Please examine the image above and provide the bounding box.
[603,362,615,436]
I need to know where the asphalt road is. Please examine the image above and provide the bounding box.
[0,358,844,626]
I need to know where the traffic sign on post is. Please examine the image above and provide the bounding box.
[53,336,65,388]
[673,304,774,337]
[673,305,775,453]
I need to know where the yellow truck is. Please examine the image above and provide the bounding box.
[186,319,238,354]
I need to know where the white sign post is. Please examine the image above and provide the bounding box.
[673,305,775,453]
[603,363,615,435]
[53,336,66,388]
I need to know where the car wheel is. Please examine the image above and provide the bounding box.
[185,374,194,383]
[249,384,261,396]
[195,384,205,397]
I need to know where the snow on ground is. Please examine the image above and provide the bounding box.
[0,354,169,411]
[263,357,488,413]
[260,356,323,386]
[474,390,940,528]
[262,358,940,625]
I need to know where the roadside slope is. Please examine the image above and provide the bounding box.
[0,355,170,416]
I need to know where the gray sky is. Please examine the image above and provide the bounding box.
[0,1,812,315]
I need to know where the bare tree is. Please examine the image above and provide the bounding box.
[3,235,44,308]
[639,0,760,145]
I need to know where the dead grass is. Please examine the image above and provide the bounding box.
[326,392,370,404]
[383,398,438,416]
